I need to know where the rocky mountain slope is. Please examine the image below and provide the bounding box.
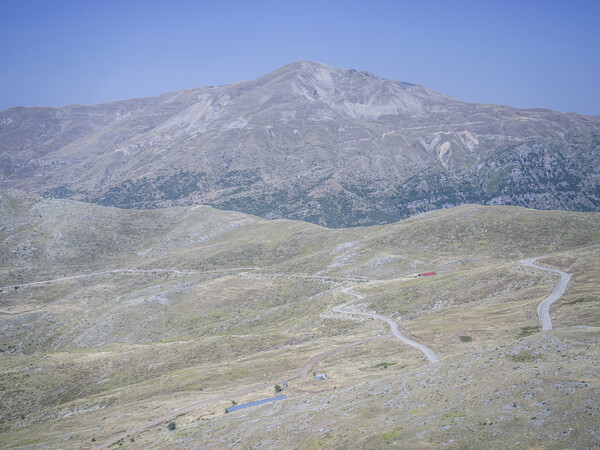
[1,61,599,226]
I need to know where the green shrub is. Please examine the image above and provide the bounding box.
[509,351,538,362]
[518,326,540,338]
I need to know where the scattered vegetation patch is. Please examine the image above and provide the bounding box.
[305,438,327,449]
[373,362,396,369]
[382,426,404,442]
[518,326,541,338]
[443,412,465,420]
[459,335,472,342]
[509,351,539,363]
[167,421,176,431]
[486,166,514,197]
[561,297,595,306]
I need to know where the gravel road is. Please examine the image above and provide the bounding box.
[0,267,258,291]
[521,257,571,331]
[334,287,440,364]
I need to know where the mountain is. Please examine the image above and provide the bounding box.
[1,61,599,227]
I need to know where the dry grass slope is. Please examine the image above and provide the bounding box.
[1,190,599,448]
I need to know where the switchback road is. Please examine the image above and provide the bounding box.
[521,257,571,331]
[334,287,440,364]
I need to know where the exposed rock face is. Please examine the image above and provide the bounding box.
[1,61,599,227]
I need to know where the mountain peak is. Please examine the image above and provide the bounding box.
[247,61,453,120]
[278,60,334,71]
[269,60,380,81]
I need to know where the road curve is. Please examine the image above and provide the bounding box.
[334,287,440,364]
[521,257,571,331]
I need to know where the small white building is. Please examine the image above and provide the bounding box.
[314,373,327,380]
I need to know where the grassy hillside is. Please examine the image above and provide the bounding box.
[1,190,599,448]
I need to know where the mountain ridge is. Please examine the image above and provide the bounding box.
[1,61,599,227]
[1,60,592,115]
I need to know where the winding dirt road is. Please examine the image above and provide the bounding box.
[37,269,431,448]
[237,272,379,283]
[334,287,440,364]
[0,267,258,292]
[1,268,377,293]
[521,257,571,331]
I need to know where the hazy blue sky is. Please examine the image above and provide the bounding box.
[1,0,598,114]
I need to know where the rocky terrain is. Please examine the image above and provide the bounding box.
[1,62,599,227]
[1,61,600,448]
[1,189,599,448]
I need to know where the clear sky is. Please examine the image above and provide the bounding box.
[1,0,598,115]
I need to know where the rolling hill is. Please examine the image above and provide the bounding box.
[1,190,599,448]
